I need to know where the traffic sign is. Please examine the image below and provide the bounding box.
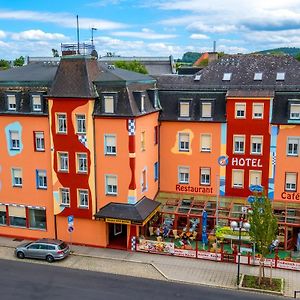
[68,226,74,232]
[218,155,228,166]
[247,196,255,204]
[68,215,74,227]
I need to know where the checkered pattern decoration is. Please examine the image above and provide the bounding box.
[131,236,136,251]
[272,152,276,165]
[78,134,88,148]
[128,119,136,136]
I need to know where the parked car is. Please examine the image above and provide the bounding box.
[15,238,70,263]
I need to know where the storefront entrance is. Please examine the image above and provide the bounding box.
[108,223,127,249]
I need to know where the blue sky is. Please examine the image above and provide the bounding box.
[1,0,300,59]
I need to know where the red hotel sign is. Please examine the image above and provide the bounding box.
[176,185,213,194]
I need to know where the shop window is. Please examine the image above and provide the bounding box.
[249,170,262,186]
[251,136,263,155]
[154,162,159,182]
[60,188,70,206]
[76,153,88,173]
[29,208,46,229]
[235,103,246,118]
[285,172,297,191]
[34,131,45,151]
[178,132,190,152]
[10,131,20,150]
[104,134,117,155]
[57,152,69,172]
[141,131,145,151]
[200,168,210,185]
[252,103,264,119]
[0,205,7,225]
[12,168,22,187]
[233,135,245,154]
[201,102,212,118]
[36,170,47,189]
[76,114,86,134]
[7,95,16,111]
[56,113,67,133]
[178,166,190,184]
[9,206,26,227]
[32,95,42,112]
[78,189,89,208]
[106,175,117,195]
[232,169,244,188]
[200,134,211,152]
[179,101,190,118]
[177,216,187,231]
[290,104,300,120]
[287,137,299,156]
[104,96,114,113]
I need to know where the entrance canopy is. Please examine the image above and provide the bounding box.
[94,197,160,226]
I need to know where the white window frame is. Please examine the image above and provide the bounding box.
[178,166,190,184]
[35,131,45,151]
[12,168,22,187]
[178,132,190,152]
[201,102,212,118]
[104,134,117,155]
[200,134,211,152]
[249,170,262,186]
[105,175,118,195]
[104,96,114,113]
[37,170,47,189]
[8,95,16,111]
[235,103,246,119]
[200,168,210,185]
[179,102,190,117]
[276,72,285,81]
[60,188,70,206]
[251,136,263,155]
[233,135,245,154]
[287,137,299,156]
[76,114,86,134]
[78,189,89,208]
[77,153,87,173]
[252,103,264,119]
[57,113,67,133]
[10,131,20,150]
[32,95,42,112]
[285,172,297,191]
[232,169,244,188]
[58,152,69,172]
[290,104,300,120]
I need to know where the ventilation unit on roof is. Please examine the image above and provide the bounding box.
[276,72,285,81]
[194,74,201,81]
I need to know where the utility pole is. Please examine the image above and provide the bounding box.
[77,15,80,54]
[91,27,97,46]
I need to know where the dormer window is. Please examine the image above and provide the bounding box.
[201,102,212,118]
[104,95,114,113]
[254,72,263,81]
[141,95,145,112]
[179,101,190,117]
[290,103,300,119]
[7,95,16,111]
[154,90,159,109]
[194,74,201,81]
[32,95,42,112]
[276,72,285,81]
[222,73,232,81]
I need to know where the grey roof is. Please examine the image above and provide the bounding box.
[94,197,161,225]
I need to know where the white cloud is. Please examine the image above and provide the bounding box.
[111,31,176,39]
[190,33,209,40]
[11,30,67,41]
[0,30,6,38]
[188,23,238,34]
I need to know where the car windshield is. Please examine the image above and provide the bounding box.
[58,242,68,250]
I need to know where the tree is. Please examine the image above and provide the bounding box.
[248,194,278,285]
[295,52,300,62]
[0,59,10,70]
[114,60,148,74]
[181,52,201,64]
[13,56,25,67]
[52,49,59,57]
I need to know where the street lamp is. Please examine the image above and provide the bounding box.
[91,27,97,46]
[230,216,250,286]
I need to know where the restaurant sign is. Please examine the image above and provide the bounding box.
[176,185,213,194]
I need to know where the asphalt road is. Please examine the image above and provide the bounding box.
[0,259,285,300]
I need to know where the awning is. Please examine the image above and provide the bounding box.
[94,197,161,226]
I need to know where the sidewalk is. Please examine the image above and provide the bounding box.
[0,236,298,297]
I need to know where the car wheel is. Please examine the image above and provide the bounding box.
[46,255,54,263]
[17,251,25,259]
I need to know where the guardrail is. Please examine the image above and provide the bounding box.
[295,290,300,298]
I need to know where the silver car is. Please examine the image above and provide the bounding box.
[15,238,70,263]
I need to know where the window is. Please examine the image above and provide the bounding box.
[249,170,262,186]
[141,95,145,112]
[57,114,67,133]
[200,134,211,152]
[36,170,47,189]
[141,169,147,192]
[7,95,16,111]
[0,205,7,225]
[10,131,20,150]
[76,114,86,134]
[32,95,42,112]
[285,172,297,191]
[60,188,70,206]
[251,136,263,154]
[200,168,210,185]
[29,208,46,229]
[141,131,145,151]
[154,90,159,108]
[254,72,263,81]
[9,206,26,227]
[252,103,264,119]
[77,153,87,173]
[12,168,22,187]
[154,126,159,145]
[194,74,201,81]
[232,169,244,188]
[104,135,116,155]
[178,166,189,184]
[58,152,69,172]
[276,72,285,81]
[154,162,159,182]
[235,103,246,118]
[201,102,212,118]
[105,175,117,195]
[287,137,299,156]
[78,189,89,208]
[104,96,114,113]
[290,104,300,120]
[233,135,245,154]
[223,73,232,81]
[179,101,190,117]
[34,132,45,151]
[178,133,190,152]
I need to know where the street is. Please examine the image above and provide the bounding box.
[0,259,285,300]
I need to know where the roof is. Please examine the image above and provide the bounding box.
[94,197,161,225]
[226,89,275,98]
